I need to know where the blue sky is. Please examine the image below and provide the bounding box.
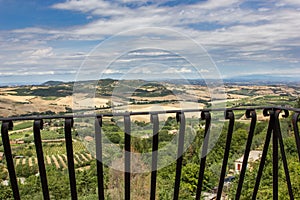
[0,0,300,84]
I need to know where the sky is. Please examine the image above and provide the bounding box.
[0,0,300,84]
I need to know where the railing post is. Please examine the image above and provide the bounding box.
[274,109,294,199]
[292,112,300,162]
[64,117,78,200]
[150,113,159,200]
[216,110,234,200]
[33,119,50,200]
[252,108,291,200]
[195,111,211,200]
[124,114,131,200]
[95,116,104,200]
[1,120,20,200]
[252,108,274,200]
[235,109,256,200]
[272,109,282,200]
[173,112,185,200]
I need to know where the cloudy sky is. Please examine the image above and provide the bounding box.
[0,0,300,84]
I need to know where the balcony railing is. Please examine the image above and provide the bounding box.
[1,106,300,200]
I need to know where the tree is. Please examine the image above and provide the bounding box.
[0,184,13,199]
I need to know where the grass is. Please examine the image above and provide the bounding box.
[234,110,246,119]
[41,130,64,140]
[13,121,33,131]
[9,132,29,140]
[10,129,64,141]
[42,143,67,155]
[42,141,87,155]
[73,141,88,152]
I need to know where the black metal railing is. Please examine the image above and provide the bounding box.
[1,106,300,200]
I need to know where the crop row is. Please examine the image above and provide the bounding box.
[14,151,94,169]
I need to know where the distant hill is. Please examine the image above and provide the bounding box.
[1,75,299,88]
[0,82,41,87]
[225,74,300,83]
[42,81,65,86]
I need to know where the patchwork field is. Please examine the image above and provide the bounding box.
[1,79,298,118]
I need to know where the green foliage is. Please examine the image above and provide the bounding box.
[15,164,38,178]
[47,168,70,199]
[13,85,72,97]
[132,84,175,97]
[0,184,13,199]
[40,130,64,140]
[159,130,174,142]
[229,133,300,199]
[13,121,32,131]
[1,113,299,199]
[295,97,300,108]
[0,165,8,180]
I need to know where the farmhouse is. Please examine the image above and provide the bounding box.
[234,150,262,173]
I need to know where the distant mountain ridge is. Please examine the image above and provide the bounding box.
[1,75,299,87]
[226,74,300,82]
[42,81,65,86]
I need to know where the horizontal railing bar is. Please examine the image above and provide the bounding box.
[0,106,299,122]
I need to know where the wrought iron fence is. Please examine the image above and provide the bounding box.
[1,106,300,200]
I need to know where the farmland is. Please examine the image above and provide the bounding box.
[0,79,300,199]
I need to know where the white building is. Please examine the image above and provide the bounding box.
[234,150,262,173]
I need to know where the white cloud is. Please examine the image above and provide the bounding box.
[164,67,192,74]
[0,0,300,80]
[103,69,122,74]
[281,0,300,6]
[189,0,240,10]
[0,71,57,76]
[128,51,170,56]
[31,47,54,58]
[52,0,111,13]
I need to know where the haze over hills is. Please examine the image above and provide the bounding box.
[1,74,300,87]
[225,74,300,83]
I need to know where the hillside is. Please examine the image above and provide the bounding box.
[0,79,299,118]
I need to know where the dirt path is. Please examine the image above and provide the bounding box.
[62,154,70,164]
[51,155,60,169]
[28,157,32,167]
[57,155,67,168]
[74,154,81,164]
[15,159,20,166]
[86,153,93,160]
[46,156,51,165]
[10,127,33,134]
[80,153,89,162]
